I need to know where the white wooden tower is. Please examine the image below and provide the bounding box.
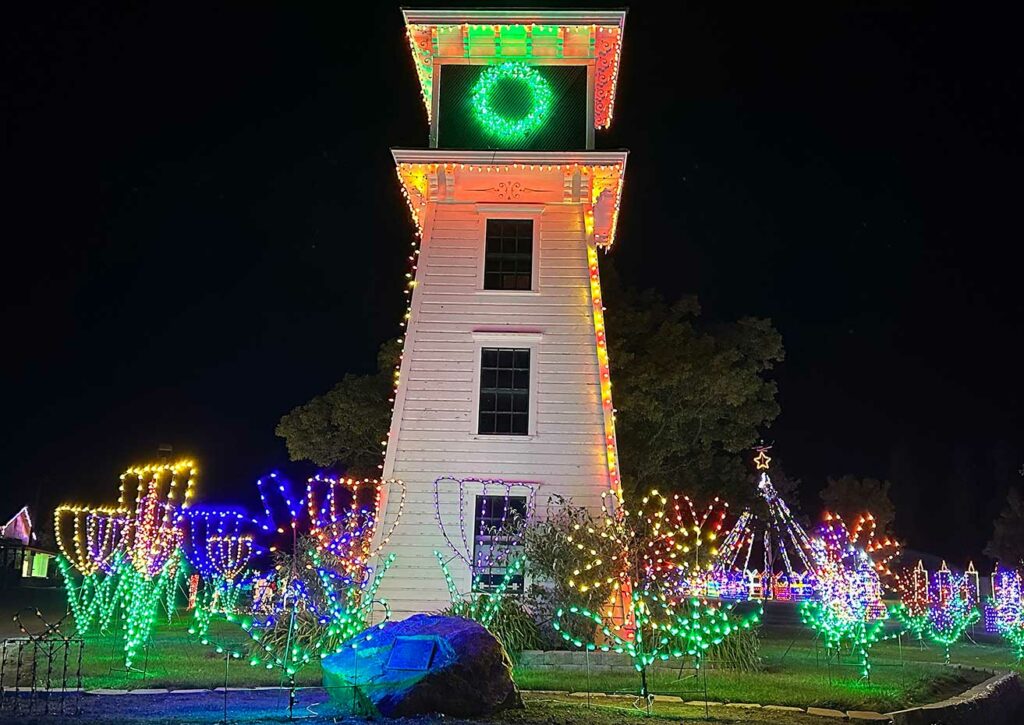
[375,8,628,618]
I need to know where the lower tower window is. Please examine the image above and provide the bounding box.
[478,347,530,435]
[472,494,527,593]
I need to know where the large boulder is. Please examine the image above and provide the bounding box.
[322,614,523,717]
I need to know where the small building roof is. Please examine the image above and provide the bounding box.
[1,505,32,545]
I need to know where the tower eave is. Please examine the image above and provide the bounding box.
[401,9,626,129]
[392,149,628,248]
[401,8,628,27]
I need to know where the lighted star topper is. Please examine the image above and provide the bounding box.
[753,447,772,471]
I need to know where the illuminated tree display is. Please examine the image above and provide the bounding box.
[711,447,818,601]
[181,507,262,637]
[54,505,130,633]
[989,566,1024,659]
[117,462,196,668]
[190,473,404,680]
[552,490,761,697]
[54,460,197,669]
[432,477,534,628]
[799,516,894,678]
[895,561,980,661]
[895,560,931,640]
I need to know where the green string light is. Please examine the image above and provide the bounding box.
[190,550,395,677]
[471,62,553,140]
[435,550,526,629]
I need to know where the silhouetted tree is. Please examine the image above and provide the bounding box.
[819,475,896,533]
[275,339,399,475]
[604,271,784,505]
[984,487,1024,567]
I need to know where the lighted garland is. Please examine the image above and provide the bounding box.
[471,62,553,140]
[403,22,624,127]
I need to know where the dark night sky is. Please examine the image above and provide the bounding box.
[3,2,1023,562]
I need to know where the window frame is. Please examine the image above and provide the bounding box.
[476,206,542,295]
[471,493,528,594]
[470,332,542,439]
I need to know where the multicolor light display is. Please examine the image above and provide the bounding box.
[799,528,893,678]
[989,566,1024,658]
[54,460,197,669]
[554,489,761,695]
[896,560,931,640]
[587,244,623,500]
[432,477,534,629]
[393,158,626,247]
[117,461,196,668]
[190,473,404,680]
[896,561,980,662]
[181,507,260,635]
[708,447,819,601]
[432,476,535,575]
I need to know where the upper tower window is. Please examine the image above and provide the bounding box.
[484,219,533,291]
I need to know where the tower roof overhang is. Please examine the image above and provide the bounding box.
[392,148,627,248]
[401,8,627,129]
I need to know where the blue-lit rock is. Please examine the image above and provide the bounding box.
[322,614,523,717]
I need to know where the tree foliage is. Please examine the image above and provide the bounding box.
[984,487,1024,566]
[819,475,896,533]
[603,272,784,504]
[275,340,399,474]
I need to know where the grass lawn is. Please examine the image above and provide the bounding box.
[507,694,830,725]
[59,616,1019,715]
[513,626,1012,713]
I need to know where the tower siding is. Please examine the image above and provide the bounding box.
[377,202,610,618]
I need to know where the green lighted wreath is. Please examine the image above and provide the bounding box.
[471,62,553,139]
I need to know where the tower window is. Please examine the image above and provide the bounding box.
[484,219,533,291]
[478,347,530,435]
[472,494,527,593]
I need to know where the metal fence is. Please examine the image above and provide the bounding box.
[0,608,84,717]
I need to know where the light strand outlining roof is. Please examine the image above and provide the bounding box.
[402,9,626,129]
